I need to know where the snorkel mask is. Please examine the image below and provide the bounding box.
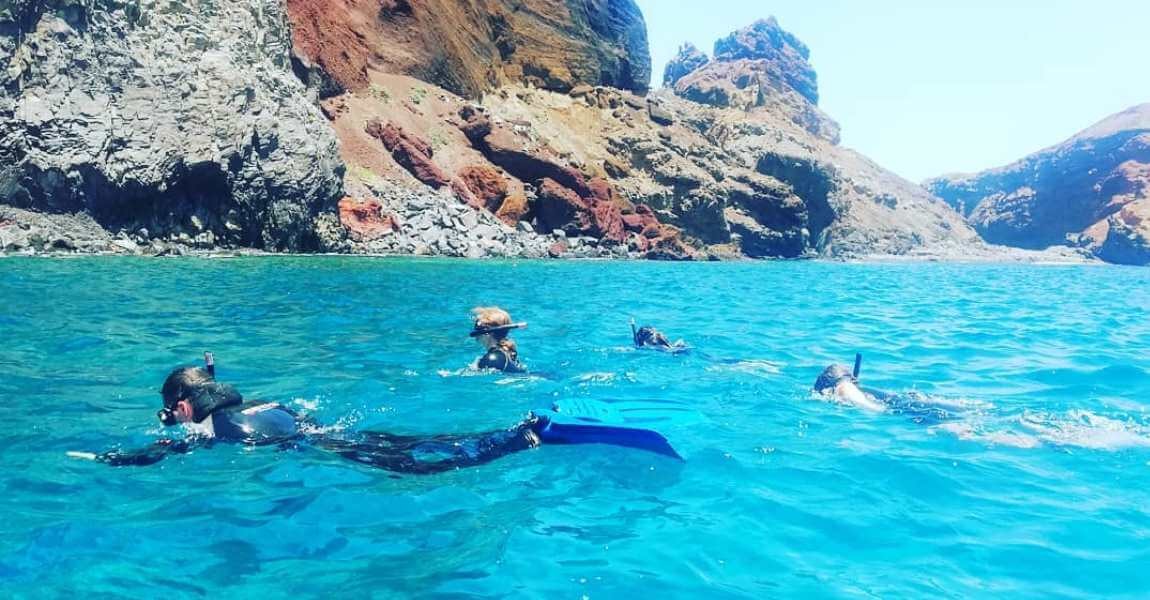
[157,352,231,426]
[468,322,527,338]
[814,354,863,394]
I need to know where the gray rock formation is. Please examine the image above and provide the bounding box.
[662,42,707,88]
[926,104,1150,265]
[0,0,344,250]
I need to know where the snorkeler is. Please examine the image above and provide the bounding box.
[470,306,527,373]
[812,354,957,424]
[630,318,687,352]
[72,355,680,471]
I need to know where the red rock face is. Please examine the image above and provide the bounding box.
[365,119,450,188]
[286,0,650,98]
[338,196,396,241]
[457,165,509,212]
[478,126,593,197]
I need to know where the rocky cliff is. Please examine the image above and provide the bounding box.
[662,18,839,144]
[926,104,1150,265]
[318,16,978,260]
[1,3,999,261]
[286,0,651,99]
[0,0,344,252]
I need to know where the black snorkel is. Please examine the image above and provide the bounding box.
[853,353,862,382]
[204,351,215,377]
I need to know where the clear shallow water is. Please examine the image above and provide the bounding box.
[2,257,1150,598]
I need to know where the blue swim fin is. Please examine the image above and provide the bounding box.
[533,399,683,460]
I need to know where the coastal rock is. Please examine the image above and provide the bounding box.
[365,120,450,188]
[0,0,344,251]
[287,0,651,98]
[672,18,840,143]
[338,196,396,241]
[662,43,709,88]
[457,165,509,212]
[926,104,1150,265]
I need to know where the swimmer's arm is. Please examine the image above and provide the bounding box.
[90,437,208,466]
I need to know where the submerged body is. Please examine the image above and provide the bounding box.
[89,364,680,472]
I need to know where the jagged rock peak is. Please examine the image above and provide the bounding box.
[712,17,817,104]
[662,42,708,88]
[667,17,836,142]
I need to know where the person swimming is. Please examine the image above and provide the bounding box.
[470,306,527,373]
[812,354,957,424]
[630,318,687,352]
[75,355,680,471]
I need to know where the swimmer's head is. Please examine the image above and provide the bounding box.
[634,326,670,348]
[814,364,855,395]
[469,306,524,348]
[158,366,242,425]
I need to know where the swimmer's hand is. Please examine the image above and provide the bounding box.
[66,451,98,461]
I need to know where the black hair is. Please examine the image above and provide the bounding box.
[159,366,242,423]
[635,326,671,348]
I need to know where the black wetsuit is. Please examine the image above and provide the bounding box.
[100,401,543,474]
[477,347,526,373]
[865,388,956,426]
[315,421,539,475]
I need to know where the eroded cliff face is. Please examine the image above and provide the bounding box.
[926,104,1150,265]
[320,16,977,260]
[286,0,651,99]
[0,0,343,251]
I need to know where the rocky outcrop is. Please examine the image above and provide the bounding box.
[670,18,840,144]
[926,104,1150,265]
[286,0,651,99]
[0,0,344,250]
[662,43,708,88]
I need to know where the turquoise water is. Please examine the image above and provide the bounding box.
[2,257,1150,598]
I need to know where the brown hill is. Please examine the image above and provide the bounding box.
[926,104,1150,265]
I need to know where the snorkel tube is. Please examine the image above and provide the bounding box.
[204,351,215,377]
[630,318,639,347]
[853,353,862,381]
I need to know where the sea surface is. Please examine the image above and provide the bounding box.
[2,257,1149,598]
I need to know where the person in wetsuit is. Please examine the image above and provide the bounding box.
[90,365,547,473]
[630,319,686,352]
[812,357,957,425]
[470,306,527,373]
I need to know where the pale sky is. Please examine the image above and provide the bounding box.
[637,0,1150,181]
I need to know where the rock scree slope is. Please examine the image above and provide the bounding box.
[926,104,1150,265]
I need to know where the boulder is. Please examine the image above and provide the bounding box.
[365,120,450,188]
[457,164,509,212]
[338,196,396,241]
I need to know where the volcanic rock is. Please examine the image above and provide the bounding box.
[365,120,450,188]
[0,0,344,250]
[287,0,651,98]
[926,103,1150,265]
[662,43,709,88]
